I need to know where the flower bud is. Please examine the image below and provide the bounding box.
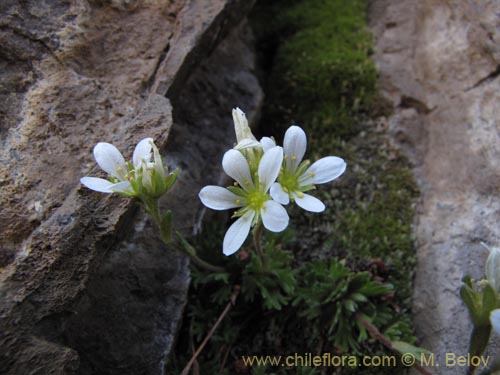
[233,107,256,143]
[134,141,177,199]
[485,243,500,293]
[491,309,500,334]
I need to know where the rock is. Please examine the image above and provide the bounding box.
[0,0,259,374]
[370,0,500,371]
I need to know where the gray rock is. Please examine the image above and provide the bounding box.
[370,0,500,373]
[0,0,258,374]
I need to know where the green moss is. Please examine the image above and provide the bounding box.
[256,0,379,141]
[333,151,418,305]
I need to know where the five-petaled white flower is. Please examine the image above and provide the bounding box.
[80,138,154,196]
[265,126,346,213]
[199,146,289,256]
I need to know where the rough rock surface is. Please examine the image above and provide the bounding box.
[0,0,258,374]
[370,0,500,371]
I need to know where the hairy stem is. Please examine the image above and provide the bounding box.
[145,199,226,273]
[174,231,227,273]
[178,245,227,273]
[252,221,267,270]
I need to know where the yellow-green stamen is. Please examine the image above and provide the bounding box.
[278,170,300,195]
[246,190,269,211]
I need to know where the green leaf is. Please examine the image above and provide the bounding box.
[482,283,499,321]
[392,341,432,357]
[461,281,481,325]
[344,299,356,312]
[164,169,179,190]
[351,292,368,302]
[469,325,492,358]
[463,275,474,288]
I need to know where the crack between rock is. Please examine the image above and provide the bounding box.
[398,95,434,114]
[464,64,500,92]
[145,35,173,92]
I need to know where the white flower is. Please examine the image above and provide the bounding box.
[481,242,500,294]
[135,139,178,198]
[268,126,346,212]
[80,138,153,195]
[232,107,260,150]
[199,146,289,256]
[491,309,500,334]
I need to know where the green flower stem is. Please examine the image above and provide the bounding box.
[187,253,227,273]
[252,221,267,270]
[143,198,226,273]
[173,239,227,274]
[143,197,170,243]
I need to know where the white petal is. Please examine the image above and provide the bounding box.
[199,186,245,210]
[80,177,115,193]
[151,141,166,179]
[222,149,254,190]
[223,211,255,256]
[80,178,133,194]
[110,181,134,194]
[235,138,261,150]
[270,182,290,205]
[491,309,500,334]
[258,146,283,192]
[93,142,127,180]
[233,107,256,143]
[133,138,153,168]
[260,137,276,152]
[284,126,306,172]
[300,156,346,185]
[293,192,325,212]
[140,160,153,191]
[261,200,289,232]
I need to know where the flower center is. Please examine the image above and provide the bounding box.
[246,189,269,211]
[278,170,299,194]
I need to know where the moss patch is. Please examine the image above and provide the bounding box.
[254,0,379,142]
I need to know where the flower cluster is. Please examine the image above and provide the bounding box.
[199,108,346,256]
[80,138,177,199]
